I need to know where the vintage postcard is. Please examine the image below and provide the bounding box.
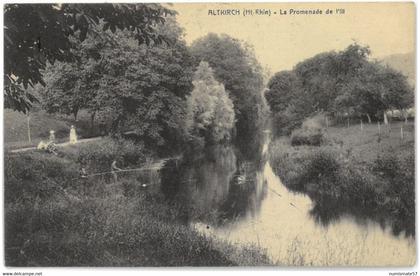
[2,2,416,269]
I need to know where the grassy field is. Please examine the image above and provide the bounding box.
[4,138,271,266]
[4,109,101,150]
[324,121,414,163]
[268,121,415,236]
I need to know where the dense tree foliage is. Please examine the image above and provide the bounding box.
[36,18,194,152]
[39,51,99,120]
[266,44,414,135]
[186,61,235,145]
[190,34,267,151]
[38,25,120,123]
[92,20,194,151]
[4,3,174,113]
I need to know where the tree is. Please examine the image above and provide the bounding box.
[40,62,90,121]
[266,43,413,134]
[265,70,311,135]
[293,52,339,112]
[4,3,174,113]
[335,62,414,122]
[190,34,266,149]
[37,24,119,122]
[381,66,414,112]
[265,71,298,113]
[88,18,194,151]
[186,61,235,145]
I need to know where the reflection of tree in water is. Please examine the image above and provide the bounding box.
[160,145,236,224]
[308,195,346,226]
[307,192,414,237]
[217,160,267,226]
[160,143,268,227]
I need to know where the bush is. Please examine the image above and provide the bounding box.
[75,138,149,173]
[372,151,415,235]
[291,127,324,146]
[272,108,304,136]
[5,152,79,203]
[268,137,415,236]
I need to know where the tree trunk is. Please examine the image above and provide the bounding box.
[27,114,31,143]
[399,109,404,121]
[383,111,389,125]
[366,114,372,124]
[73,110,78,122]
[402,109,408,124]
[90,112,95,130]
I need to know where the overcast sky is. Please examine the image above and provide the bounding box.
[172,2,415,74]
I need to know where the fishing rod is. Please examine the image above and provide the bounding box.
[71,166,162,180]
[87,166,164,177]
[75,156,182,178]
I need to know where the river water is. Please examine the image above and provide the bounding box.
[160,138,416,266]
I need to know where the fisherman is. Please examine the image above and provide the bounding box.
[79,165,89,194]
[80,166,88,179]
[111,159,123,183]
[69,125,78,144]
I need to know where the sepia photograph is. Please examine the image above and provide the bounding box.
[1,1,417,270]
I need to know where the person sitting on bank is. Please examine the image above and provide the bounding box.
[37,140,47,150]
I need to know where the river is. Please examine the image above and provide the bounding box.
[159,136,416,266]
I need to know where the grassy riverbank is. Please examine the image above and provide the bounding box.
[4,108,101,150]
[268,121,415,236]
[5,138,271,266]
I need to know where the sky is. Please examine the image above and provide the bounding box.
[172,2,415,74]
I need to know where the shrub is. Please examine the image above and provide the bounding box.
[5,152,79,203]
[76,138,149,173]
[291,127,324,146]
[272,108,304,136]
[372,150,415,235]
[269,136,415,236]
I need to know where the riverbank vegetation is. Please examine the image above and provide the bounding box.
[268,120,415,236]
[5,139,271,266]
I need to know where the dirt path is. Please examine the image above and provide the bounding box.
[9,137,103,153]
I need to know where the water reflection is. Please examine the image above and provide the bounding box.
[160,138,415,265]
[195,163,416,265]
[161,145,266,224]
